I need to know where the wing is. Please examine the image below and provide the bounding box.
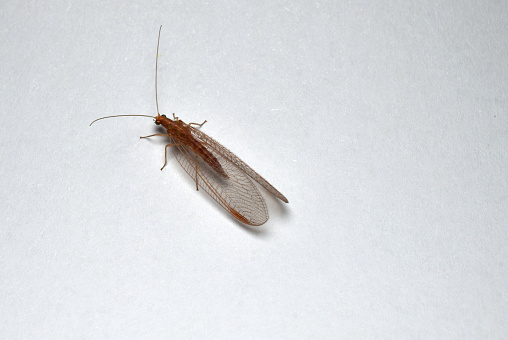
[170,136,269,226]
[189,126,289,203]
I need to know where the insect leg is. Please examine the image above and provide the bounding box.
[188,120,207,128]
[140,134,178,170]
[161,142,180,170]
[140,133,168,139]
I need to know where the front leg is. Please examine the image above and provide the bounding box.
[140,133,168,139]
[139,134,178,170]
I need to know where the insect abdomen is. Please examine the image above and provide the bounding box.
[193,142,228,178]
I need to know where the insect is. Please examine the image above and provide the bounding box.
[91,26,288,226]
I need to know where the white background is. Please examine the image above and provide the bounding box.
[1,1,507,338]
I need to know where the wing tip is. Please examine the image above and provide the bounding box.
[276,192,289,203]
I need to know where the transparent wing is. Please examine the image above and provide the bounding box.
[170,137,269,226]
[189,126,289,203]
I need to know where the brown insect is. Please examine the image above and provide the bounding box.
[91,26,288,226]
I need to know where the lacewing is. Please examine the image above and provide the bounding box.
[91,26,288,226]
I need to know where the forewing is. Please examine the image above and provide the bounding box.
[170,137,269,226]
[189,126,288,203]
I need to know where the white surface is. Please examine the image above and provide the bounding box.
[1,1,507,338]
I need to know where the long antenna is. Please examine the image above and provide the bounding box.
[90,26,163,127]
[89,115,155,126]
[155,25,162,116]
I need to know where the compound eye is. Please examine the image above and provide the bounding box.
[155,120,161,125]
[162,114,167,118]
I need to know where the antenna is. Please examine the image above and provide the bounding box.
[89,115,154,126]
[90,26,163,127]
[155,25,162,116]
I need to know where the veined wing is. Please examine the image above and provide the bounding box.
[170,137,269,226]
[189,126,289,203]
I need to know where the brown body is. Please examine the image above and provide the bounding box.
[157,114,228,178]
[90,26,287,226]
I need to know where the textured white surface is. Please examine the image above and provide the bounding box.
[1,1,507,338]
